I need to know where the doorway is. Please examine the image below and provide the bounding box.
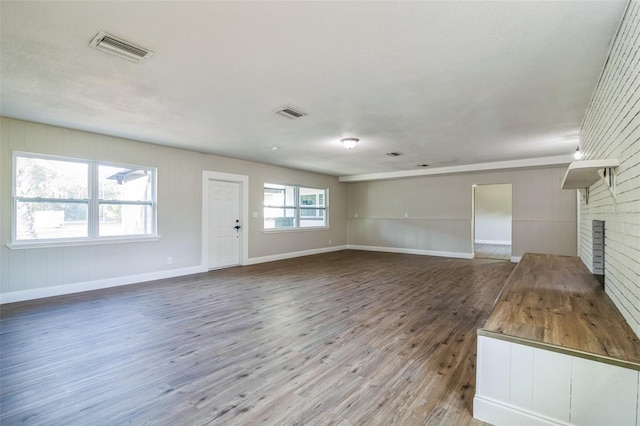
[202,171,249,270]
[473,184,512,260]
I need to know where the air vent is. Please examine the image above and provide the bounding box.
[89,31,154,63]
[386,152,403,157]
[275,107,307,119]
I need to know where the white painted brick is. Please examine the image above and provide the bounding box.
[580,1,640,339]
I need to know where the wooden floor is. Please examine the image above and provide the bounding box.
[0,250,515,425]
[483,253,640,368]
[474,244,511,260]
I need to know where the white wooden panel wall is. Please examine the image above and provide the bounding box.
[347,167,576,259]
[475,335,640,426]
[579,1,640,338]
[0,117,349,299]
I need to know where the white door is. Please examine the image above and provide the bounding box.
[208,180,241,269]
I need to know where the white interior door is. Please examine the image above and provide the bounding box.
[208,180,241,269]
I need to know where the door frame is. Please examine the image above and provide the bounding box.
[471,183,513,259]
[202,171,249,269]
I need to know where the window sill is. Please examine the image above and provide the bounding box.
[263,227,330,234]
[7,236,161,250]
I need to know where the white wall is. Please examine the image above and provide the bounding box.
[348,167,576,259]
[475,184,512,244]
[0,118,349,298]
[578,1,640,338]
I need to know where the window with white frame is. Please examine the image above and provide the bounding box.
[263,183,327,229]
[13,152,156,243]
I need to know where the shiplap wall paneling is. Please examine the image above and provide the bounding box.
[571,357,639,426]
[531,349,571,423]
[509,343,534,410]
[475,336,640,425]
[1,117,349,301]
[579,0,640,337]
[348,167,576,259]
[476,336,511,402]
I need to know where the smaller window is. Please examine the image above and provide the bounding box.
[263,183,328,229]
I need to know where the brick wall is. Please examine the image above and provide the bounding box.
[579,0,640,337]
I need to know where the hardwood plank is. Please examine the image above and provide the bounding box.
[1,250,514,425]
[482,253,640,368]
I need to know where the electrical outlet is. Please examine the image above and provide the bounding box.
[167,256,173,265]
[329,239,332,245]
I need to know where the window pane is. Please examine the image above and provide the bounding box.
[16,156,88,199]
[99,165,153,201]
[300,208,326,227]
[16,201,88,240]
[263,207,297,229]
[264,184,296,207]
[299,187,326,207]
[99,204,153,237]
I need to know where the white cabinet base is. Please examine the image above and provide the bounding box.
[474,335,640,426]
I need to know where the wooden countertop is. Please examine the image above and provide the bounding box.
[480,253,640,370]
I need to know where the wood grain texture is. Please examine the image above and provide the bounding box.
[0,250,514,425]
[482,253,640,367]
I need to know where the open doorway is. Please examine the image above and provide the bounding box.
[474,184,512,260]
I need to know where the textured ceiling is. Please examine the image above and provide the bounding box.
[0,1,628,176]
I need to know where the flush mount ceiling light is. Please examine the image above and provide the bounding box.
[340,138,359,149]
[574,146,583,160]
[89,31,154,63]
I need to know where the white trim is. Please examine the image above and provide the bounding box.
[475,239,511,245]
[510,256,522,263]
[246,245,348,265]
[473,395,569,426]
[347,244,473,259]
[12,151,158,243]
[0,265,206,304]
[263,226,330,234]
[202,171,249,269]
[576,190,581,257]
[339,155,573,183]
[7,235,161,250]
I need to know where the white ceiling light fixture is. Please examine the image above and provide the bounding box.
[341,138,359,149]
[574,146,583,160]
[89,31,154,63]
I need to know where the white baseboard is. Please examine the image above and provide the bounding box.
[246,245,349,265]
[473,395,568,426]
[475,239,512,245]
[1,245,475,304]
[0,265,207,304]
[510,256,522,263]
[347,245,473,259]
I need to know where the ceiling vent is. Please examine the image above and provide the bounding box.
[386,152,403,157]
[89,31,154,63]
[275,107,307,119]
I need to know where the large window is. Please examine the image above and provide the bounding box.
[13,152,156,243]
[263,183,327,229]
